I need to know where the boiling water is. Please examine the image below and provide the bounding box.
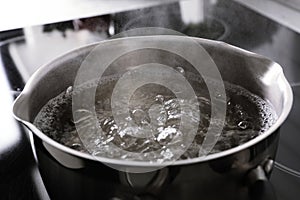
[33,74,277,162]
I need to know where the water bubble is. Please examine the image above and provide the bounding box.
[160,149,174,160]
[71,143,82,150]
[66,86,73,94]
[157,127,164,132]
[155,94,164,103]
[175,66,185,75]
[118,126,139,137]
[198,96,210,105]
[167,109,180,116]
[157,127,177,142]
[238,121,250,129]
[149,104,167,126]
[110,124,118,131]
[238,110,244,117]
[168,99,180,109]
[103,136,114,144]
[215,93,222,99]
[227,100,231,106]
[132,109,148,124]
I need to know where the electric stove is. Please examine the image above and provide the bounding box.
[1,1,300,199]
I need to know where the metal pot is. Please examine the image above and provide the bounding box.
[12,36,293,200]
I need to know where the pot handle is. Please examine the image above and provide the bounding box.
[119,167,180,196]
[119,167,169,195]
[247,165,277,200]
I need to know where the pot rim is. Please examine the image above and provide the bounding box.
[13,35,294,167]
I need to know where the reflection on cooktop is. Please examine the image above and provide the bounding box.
[271,85,300,200]
[276,85,300,171]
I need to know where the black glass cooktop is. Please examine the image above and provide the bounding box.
[1,0,300,199]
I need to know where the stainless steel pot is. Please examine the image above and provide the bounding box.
[12,36,293,200]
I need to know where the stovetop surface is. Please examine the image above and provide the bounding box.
[1,0,300,199]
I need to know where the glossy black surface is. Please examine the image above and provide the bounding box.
[271,85,300,200]
[1,0,300,199]
[0,39,46,199]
